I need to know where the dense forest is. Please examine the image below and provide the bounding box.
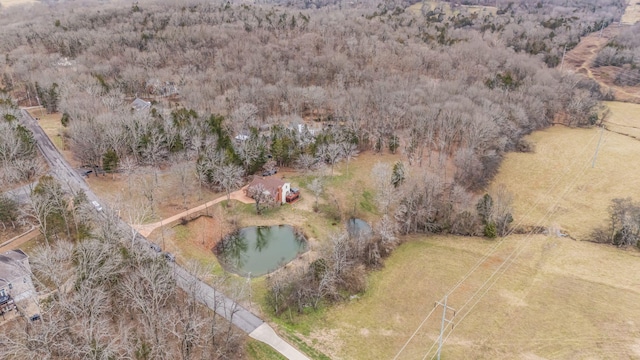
[0,0,614,191]
[0,0,631,352]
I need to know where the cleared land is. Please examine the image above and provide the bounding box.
[0,0,37,7]
[492,122,640,241]
[282,123,640,359]
[407,1,497,16]
[301,234,640,359]
[621,0,640,24]
[562,25,640,104]
[603,101,640,140]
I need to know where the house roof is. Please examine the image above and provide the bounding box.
[248,176,286,198]
[0,250,30,288]
[131,98,151,111]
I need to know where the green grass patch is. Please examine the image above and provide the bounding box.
[281,330,331,360]
[245,339,287,360]
[359,189,376,214]
[173,225,191,242]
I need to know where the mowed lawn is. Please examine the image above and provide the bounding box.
[304,234,640,359]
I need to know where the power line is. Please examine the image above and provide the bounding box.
[429,131,611,359]
[392,128,602,359]
[415,128,611,359]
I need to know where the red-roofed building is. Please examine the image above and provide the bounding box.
[246,176,292,205]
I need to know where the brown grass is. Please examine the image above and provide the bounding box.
[26,110,80,167]
[407,1,497,16]
[303,234,640,359]
[0,0,37,7]
[621,0,640,25]
[603,101,640,139]
[561,22,640,103]
[283,123,640,359]
[491,123,640,240]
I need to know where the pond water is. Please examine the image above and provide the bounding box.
[215,225,307,277]
[347,218,372,238]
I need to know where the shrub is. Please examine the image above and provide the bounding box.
[484,222,497,239]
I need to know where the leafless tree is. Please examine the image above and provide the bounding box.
[247,183,274,215]
[371,162,393,215]
[172,161,195,210]
[308,177,324,212]
[318,143,343,175]
[294,153,318,173]
[340,141,358,176]
[213,164,244,204]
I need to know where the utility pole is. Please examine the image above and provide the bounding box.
[599,22,605,38]
[592,125,605,168]
[435,295,456,360]
[560,44,567,71]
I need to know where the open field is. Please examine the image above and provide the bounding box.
[26,109,80,167]
[491,123,640,241]
[621,0,640,24]
[274,123,640,359]
[0,0,37,7]
[300,234,640,359]
[603,101,640,139]
[407,1,497,17]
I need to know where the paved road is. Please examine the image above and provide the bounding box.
[2,181,37,204]
[19,109,309,360]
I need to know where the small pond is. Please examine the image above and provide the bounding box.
[347,218,372,238]
[215,225,307,277]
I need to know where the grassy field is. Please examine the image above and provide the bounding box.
[269,115,640,359]
[27,109,79,167]
[603,101,640,139]
[0,0,37,7]
[407,1,497,17]
[491,121,640,241]
[621,0,640,25]
[296,234,640,359]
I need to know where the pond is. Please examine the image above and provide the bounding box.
[215,225,308,277]
[347,218,372,238]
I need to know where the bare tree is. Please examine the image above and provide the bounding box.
[340,141,358,176]
[372,162,393,215]
[308,177,324,212]
[172,161,195,210]
[318,143,343,175]
[247,183,274,215]
[213,164,244,204]
[294,153,318,173]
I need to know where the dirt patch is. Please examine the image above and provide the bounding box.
[621,0,640,24]
[562,24,640,103]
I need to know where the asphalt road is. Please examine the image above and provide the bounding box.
[3,181,36,204]
[19,109,309,360]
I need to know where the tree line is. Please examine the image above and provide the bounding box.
[0,176,245,360]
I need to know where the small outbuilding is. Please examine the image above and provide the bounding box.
[131,98,151,111]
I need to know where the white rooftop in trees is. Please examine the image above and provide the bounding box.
[131,98,151,111]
